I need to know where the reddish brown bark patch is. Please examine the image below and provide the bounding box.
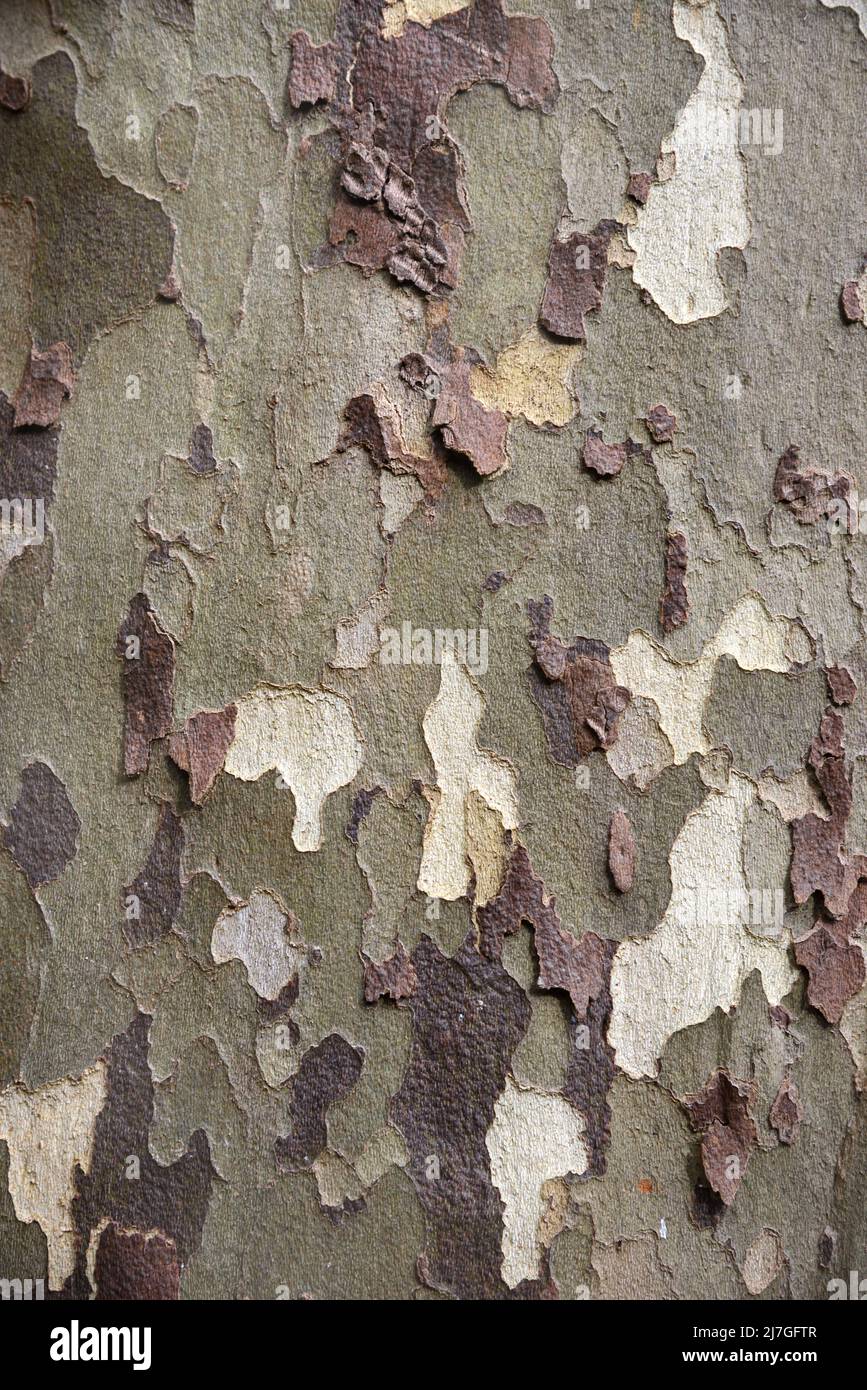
[527,598,630,766]
[538,220,619,341]
[582,430,626,478]
[685,1070,757,1206]
[773,444,852,525]
[94,1223,180,1300]
[275,1034,364,1171]
[660,529,689,633]
[430,357,509,476]
[825,665,856,706]
[12,343,74,428]
[794,916,865,1025]
[309,0,556,295]
[363,941,418,1004]
[840,279,864,323]
[0,70,31,111]
[123,803,184,949]
[116,594,175,776]
[168,705,236,804]
[286,32,339,108]
[644,403,677,443]
[769,1076,802,1146]
[3,761,80,888]
[608,809,635,893]
[626,171,653,204]
[477,843,613,1017]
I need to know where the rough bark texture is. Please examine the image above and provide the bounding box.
[0,0,866,1303]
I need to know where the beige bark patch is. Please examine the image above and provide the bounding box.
[840,962,867,1090]
[225,686,363,851]
[211,890,302,1001]
[627,0,750,322]
[418,652,518,901]
[741,1228,784,1294]
[465,788,509,906]
[610,595,811,769]
[379,473,424,535]
[382,0,470,40]
[470,326,581,428]
[0,1062,107,1289]
[609,774,798,1078]
[486,1077,588,1288]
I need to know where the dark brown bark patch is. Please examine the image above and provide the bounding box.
[685,1069,757,1206]
[337,391,448,499]
[68,1013,214,1298]
[539,220,619,341]
[773,444,852,525]
[286,32,339,109]
[527,597,630,766]
[644,403,677,443]
[363,941,417,1004]
[94,1223,180,1300]
[188,422,217,475]
[794,916,866,1025]
[123,803,184,949]
[275,1033,364,1171]
[825,665,856,706]
[626,171,652,204]
[582,430,626,478]
[660,529,689,632]
[116,593,175,776]
[4,761,80,888]
[0,69,31,111]
[840,279,864,323]
[391,934,546,1299]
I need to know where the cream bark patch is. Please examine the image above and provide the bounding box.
[382,0,471,40]
[486,1077,588,1288]
[0,1062,107,1289]
[224,686,363,851]
[469,326,581,428]
[418,651,518,901]
[609,595,811,768]
[627,0,750,323]
[211,890,302,1001]
[608,774,798,1079]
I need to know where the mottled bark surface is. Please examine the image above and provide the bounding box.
[0,0,866,1303]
